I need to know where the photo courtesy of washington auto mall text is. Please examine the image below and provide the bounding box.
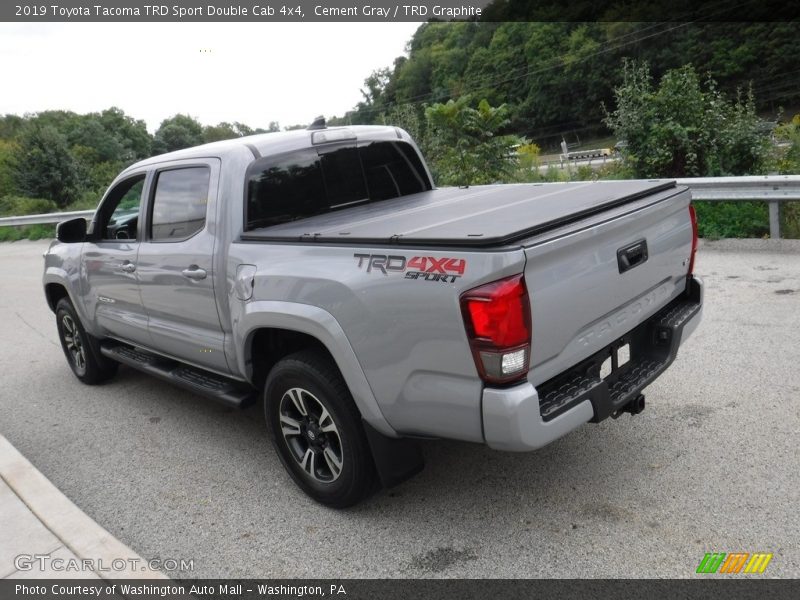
[1,0,799,598]
[13,583,348,598]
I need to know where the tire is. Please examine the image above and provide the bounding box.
[55,298,118,385]
[264,349,377,508]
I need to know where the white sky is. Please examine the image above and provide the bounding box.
[0,22,420,132]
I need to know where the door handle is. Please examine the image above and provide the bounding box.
[120,261,136,273]
[181,266,207,280]
[617,239,648,274]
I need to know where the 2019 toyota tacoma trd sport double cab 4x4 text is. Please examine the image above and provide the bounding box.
[44,123,702,507]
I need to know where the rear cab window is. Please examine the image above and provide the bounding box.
[245,140,430,230]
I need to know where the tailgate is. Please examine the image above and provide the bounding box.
[523,183,693,386]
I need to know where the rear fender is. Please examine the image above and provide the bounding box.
[236,301,396,437]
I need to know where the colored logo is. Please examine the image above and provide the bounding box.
[696,552,773,574]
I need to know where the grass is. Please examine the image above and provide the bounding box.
[0,223,55,242]
[692,201,770,239]
[781,202,800,238]
[0,193,94,242]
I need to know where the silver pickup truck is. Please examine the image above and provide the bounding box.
[44,124,702,507]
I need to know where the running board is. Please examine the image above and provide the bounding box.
[100,343,256,409]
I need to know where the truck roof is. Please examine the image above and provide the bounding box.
[123,125,408,173]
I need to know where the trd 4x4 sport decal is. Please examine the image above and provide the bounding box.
[354,253,466,283]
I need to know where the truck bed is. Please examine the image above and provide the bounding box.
[241,180,680,247]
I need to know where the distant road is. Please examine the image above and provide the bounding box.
[538,154,620,171]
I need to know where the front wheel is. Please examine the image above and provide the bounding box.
[55,298,118,384]
[264,350,377,508]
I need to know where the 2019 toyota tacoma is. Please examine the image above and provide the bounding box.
[43,123,702,507]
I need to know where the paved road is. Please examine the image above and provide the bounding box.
[1,239,798,578]
[537,155,619,171]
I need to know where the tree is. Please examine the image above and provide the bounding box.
[0,115,25,140]
[202,120,276,143]
[67,119,124,164]
[202,122,239,143]
[346,21,800,148]
[604,61,769,178]
[153,114,204,154]
[381,104,425,150]
[424,98,519,186]
[356,68,391,120]
[13,125,81,207]
[0,139,17,198]
[230,121,269,136]
[97,107,152,160]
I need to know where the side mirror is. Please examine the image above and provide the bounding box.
[56,217,87,243]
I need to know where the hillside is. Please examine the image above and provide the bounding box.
[346,21,800,146]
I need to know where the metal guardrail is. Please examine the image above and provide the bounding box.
[675,175,800,239]
[0,175,798,237]
[0,209,94,227]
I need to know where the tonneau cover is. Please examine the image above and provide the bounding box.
[240,180,678,247]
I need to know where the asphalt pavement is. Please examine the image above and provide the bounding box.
[0,238,798,578]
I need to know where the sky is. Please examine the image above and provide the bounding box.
[0,22,420,132]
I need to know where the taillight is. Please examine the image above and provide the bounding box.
[460,274,531,385]
[688,204,699,276]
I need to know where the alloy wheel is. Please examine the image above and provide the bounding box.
[61,314,86,374]
[278,387,343,483]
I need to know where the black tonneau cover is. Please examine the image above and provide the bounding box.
[240,180,678,247]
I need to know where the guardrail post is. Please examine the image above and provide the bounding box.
[769,201,781,239]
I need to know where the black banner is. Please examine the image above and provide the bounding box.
[2,579,800,600]
[2,0,800,22]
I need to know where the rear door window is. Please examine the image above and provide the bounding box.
[149,166,210,241]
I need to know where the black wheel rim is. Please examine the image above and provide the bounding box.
[278,387,343,483]
[61,314,86,375]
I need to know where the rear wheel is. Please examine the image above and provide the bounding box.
[55,298,118,384]
[264,349,376,508]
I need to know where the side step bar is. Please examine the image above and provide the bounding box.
[100,343,257,409]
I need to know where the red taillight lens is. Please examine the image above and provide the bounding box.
[688,204,699,276]
[460,274,531,385]
[465,277,529,347]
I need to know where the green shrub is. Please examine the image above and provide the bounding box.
[781,203,800,239]
[0,223,56,242]
[572,165,596,181]
[425,98,520,186]
[540,166,569,182]
[68,190,103,211]
[595,161,636,180]
[25,224,56,240]
[769,118,800,237]
[0,226,22,242]
[604,61,770,178]
[0,195,58,216]
[692,201,769,239]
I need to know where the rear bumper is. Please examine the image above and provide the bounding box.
[482,276,703,451]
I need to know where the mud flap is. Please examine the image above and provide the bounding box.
[362,421,424,489]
